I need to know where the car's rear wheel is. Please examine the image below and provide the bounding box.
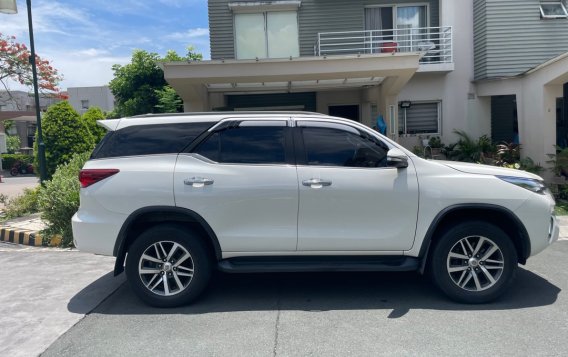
[125,224,211,307]
[430,221,517,303]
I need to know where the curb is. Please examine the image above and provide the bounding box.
[0,227,42,246]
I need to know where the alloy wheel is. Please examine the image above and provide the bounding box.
[138,241,195,296]
[446,235,504,292]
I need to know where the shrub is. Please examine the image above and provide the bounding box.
[0,153,34,170]
[0,187,41,220]
[82,107,107,143]
[33,101,94,178]
[6,135,21,154]
[38,151,90,246]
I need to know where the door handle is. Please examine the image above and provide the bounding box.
[184,177,214,187]
[302,178,332,188]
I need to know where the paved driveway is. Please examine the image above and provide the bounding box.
[42,241,568,357]
[0,243,124,357]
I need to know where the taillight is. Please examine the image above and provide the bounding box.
[79,169,119,188]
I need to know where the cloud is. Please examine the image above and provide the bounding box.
[43,50,131,88]
[166,27,209,41]
[72,48,111,57]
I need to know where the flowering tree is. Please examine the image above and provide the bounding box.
[0,33,62,109]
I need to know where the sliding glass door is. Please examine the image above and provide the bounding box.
[364,5,428,53]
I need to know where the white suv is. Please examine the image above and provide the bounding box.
[72,112,559,307]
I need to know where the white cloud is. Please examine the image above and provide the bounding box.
[166,27,209,41]
[72,48,111,57]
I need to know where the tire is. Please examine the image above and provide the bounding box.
[430,221,517,304]
[125,224,212,308]
[10,168,18,176]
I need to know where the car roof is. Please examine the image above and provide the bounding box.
[98,111,330,131]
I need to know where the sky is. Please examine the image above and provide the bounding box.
[0,0,210,91]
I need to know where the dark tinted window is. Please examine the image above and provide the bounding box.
[92,122,212,159]
[195,125,286,164]
[302,126,388,167]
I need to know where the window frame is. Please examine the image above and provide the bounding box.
[294,121,392,169]
[539,1,568,18]
[233,10,300,59]
[398,100,441,136]
[190,120,295,166]
[364,3,431,29]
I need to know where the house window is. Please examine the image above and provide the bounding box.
[234,11,299,59]
[540,2,568,18]
[398,101,441,135]
[81,100,89,109]
[365,5,428,52]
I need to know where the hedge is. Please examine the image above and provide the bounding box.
[0,154,34,171]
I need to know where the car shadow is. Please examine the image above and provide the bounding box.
[68,267,560,318]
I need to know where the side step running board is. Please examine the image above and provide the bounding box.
[218,256,419,273]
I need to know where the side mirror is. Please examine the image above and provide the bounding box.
[387,148,408,169]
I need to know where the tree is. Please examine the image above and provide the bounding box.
[33,101,94,178]
[82,107,107,142]
[109,47,202,117]
[109,50,166,117]
[154,85,183,113]
[0,33,62,109]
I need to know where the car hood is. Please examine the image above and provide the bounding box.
[438,161,543,180]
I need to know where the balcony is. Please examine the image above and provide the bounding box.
[315,26,453,67]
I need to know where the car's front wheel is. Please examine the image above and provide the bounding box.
[430,221,517,303]
[125,224,211,307]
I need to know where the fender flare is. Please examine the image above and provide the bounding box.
[113,206,222,275]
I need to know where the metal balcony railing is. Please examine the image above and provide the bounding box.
[315,26,453,64]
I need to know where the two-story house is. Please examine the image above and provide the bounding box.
[162,0,568,167]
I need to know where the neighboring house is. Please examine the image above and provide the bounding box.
[0,90,61,151]
[67,86,115,115]
[162,0,568,170]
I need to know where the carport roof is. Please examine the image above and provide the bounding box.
[161,53,421,104]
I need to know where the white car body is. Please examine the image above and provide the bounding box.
[71,112,559,305]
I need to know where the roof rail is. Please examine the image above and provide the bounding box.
[127,111,324,118]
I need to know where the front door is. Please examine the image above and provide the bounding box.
[174,119,298,253]
[294,120,419,251]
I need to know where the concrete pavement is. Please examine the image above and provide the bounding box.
[0,243,124,357]
[43,241,568,356]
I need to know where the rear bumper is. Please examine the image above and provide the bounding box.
[72,210,127,256]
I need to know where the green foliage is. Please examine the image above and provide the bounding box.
[109,50,168,117]
[427,136,443,149]
[33,101,94,178]
[547,147,568,177]
[0,153,33,169]
[110,48,202,117]
[0,187,41,221]
[186,45,203,61]
[155,85,183,113]
[3,120,14,132]
[38,151,90,246]
[555,200,568,216]
[82,107,107,142]
[443,130,496,163]
[5,135,21,153]
[496,142,520,165]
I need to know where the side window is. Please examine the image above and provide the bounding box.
[92,122,213,159]
[195,124,287,164]
[301,126,389,168]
